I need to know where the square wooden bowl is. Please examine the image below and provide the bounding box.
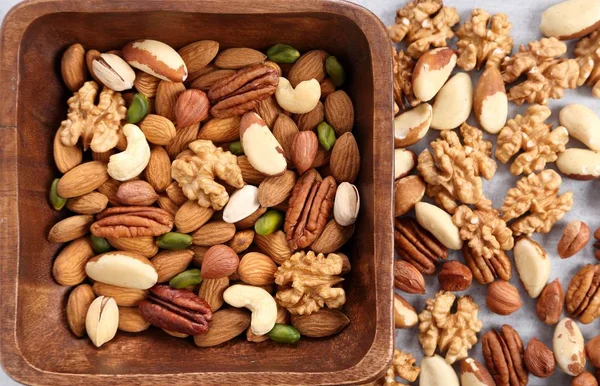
[0,0,394,384]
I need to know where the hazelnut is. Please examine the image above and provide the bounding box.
[524,337,555,378]
[572,371,598,386]
[557,220,590,259]
[586,335,600,368]
[486,280,522,315]
[438,260,472,292]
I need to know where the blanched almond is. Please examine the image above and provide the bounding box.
[394,103,432,147]
[412,47,457,102]
[431,73,473,130]
[559,104,600,151]
[474,67,507,134]
[556,148,600,180]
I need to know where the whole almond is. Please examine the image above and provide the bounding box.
[394,175,426,216]
[175,200,214,233]
[235,206,267,230]
[324,90,354,135]
[151,249,195,282]
[66,284,96,337]
[238,252,277,285]
[393,293,418,328]
[214,48,266,69]
[254,230,292,265]
[273,114,299,160]
[134,71,160,98]
[330,132,360,183]
[92,282,148,307]
[48,215,94,243]
[311,220,355,254]
[61,43,88,92]
[52,237,94,286]
[198,277,230,312]
[288,50,328,87]
[57,161,109,198]
[474,66,507,134]
[524,338,555,378]
[139,114,176,145]
[190,68,236,91]
[108,236,158,258]
[586,335,600,368]
[291,131,319,174]
[572,372,598,386]
[486,280,522,315]
[118,306,150,332]
[116,180,158,206]
[97,178,121,206]
[157,194,180,216]
[192,221,236,246]
[201,244,240,279]
[145,146,171,192]
[237,155,267,185]
[294,101,324,131]
[178,40,219,81]
[312,147,331,168]
[438,260,472,292]
[320,78,336,99]
[258,170,296,207]
[166,122,200,158]
[198,116,241,142]
[558,220,590,258]
[174,89,210,127]
[155,81,186,121]
[394,260,425,294]
[194,308,251,347]
[66,191,108,214]
[291,309,350,337]
[255,96,282,129]
[227,230,255,254]
[537,279,564,325]
[53,129,82,173]
[166,182,189,205]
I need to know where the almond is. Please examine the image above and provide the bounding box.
[190,68,236,91]
[431,73,473,130]
[227,230,255,254]
[166,122,200,159]
[524,338,556,378]
[572,372,598,386]
[192,221,236,246]
[116,180,158,206]
[134,71,160,98]
[273,114,299,160]
[329,132,360,183]
[118,306,150,332]
[393,293,418,329]
[290,131,318,174]
[175,200,214,233]
[178,40,219,81]
[237,155,267,185]
[288,50,328,87]
[311,220,355,254]
[66,284,96,337]
[92,149,114,163]
[474,66,507,134]
[394,260,425,294]
[61,43,88,92]
[166,182,189,205]
[438,260,472,292]
[48,215,94,243]
[257,170,296,207]
[155,80,186,121]
[394,103,432,147]
[66,191,108,214]
[291,309,349,338]
[139,114,176,145]
[57,161,109,198]
[193,308,250,347]
[312,147,331,168]
[238,252,277,285]
[198,277,230,312]
[294,101,324,131]
[254,230,292,265]
[394,148,416,180]
[486,280,522,315]
[145,146,171,192]
[174,89,210,127]
[97,178,121,206]
[235,206,267,230]
[201,244,240,279]
[320,78,336,99]
[460,358,495,386]
[412,47,457,101]
[586,335,600,368]
[394,175,426,216]
[92,282,148,307]
[198,116,241,142]
[537,279,564,325]
[558,220,591,258]
[214,48,266,69]
[255,96,283,129]
[151,249,195,282]
[107,236,158,259]
[53,129,82,173]
[157,194,180,216]
[52,237,94,286]
[324,90,354,135]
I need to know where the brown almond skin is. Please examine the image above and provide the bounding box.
[586,335,600,368]
[116,180,158,206]
[558,221,591,258]
[61,43,88,92]
[393,260,425,294]
[201,245,240,279]
[66,284,96,337]
[572,371,598,386]
[537,279,564,325]
[524,338,555,378]
[438,260,472,292]
[486,280,522,315]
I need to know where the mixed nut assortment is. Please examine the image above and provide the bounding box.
[380,0,600,385]
[51,39,360,347]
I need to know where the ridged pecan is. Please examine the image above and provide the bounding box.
[482,325,528,386]
[566,264,600,324]
[394,217,448,275]
[208,64,278,118]
[139,285,213,335]
[463,245,511,285]
[91,206,174,238]
[284,169,336,250]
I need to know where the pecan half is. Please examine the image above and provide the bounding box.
[463,245,511,284]
[91,206,174,238]
[139,285,213,335]
[284,169,336,250]
[208,64,278,118]
[482,325,528,386]
[566,264,600,324]
[394,217,448,275]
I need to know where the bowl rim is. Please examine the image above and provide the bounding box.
[0,0,394,384]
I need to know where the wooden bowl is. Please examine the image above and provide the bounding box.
[0,0,394,384]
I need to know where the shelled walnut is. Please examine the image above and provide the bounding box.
[392,46,420,111]
[575,29,600,97]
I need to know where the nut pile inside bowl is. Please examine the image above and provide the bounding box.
[50,40,361,347]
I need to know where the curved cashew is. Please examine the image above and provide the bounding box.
[223,284,277,336]
[275,77,321,114]
[107,123,150,181]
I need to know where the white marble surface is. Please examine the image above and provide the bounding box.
[1,0,599,385]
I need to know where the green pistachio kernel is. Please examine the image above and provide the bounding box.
[317,122,336,151]
[229,141,244,155]
[90,235,112,254]
[266,44,301,64]
[268,323,301,344]
[49,178,67,210]
[126,93,150,124]
[169,269,202,289]
[254,209,284,236]
[156,232,193,250]
[325,56,346,87]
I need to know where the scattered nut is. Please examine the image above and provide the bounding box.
[393,293,418,329]
[540,0,600,40]
[524,337,555,378]
[415,202,463,250]
[537,279,564,325]
[394,260,426,294]
[559,104,600,151]
[430,73,473,130]
[394,148,416,180]
[394,175,426,217]
[553,318,586,376]
[460,357,495,386]
[558,221,591,258]
[486,280,522,315]
[394,103,432,148]
[572,372,599,386]
[556,148,600,180]
[474,66,508,134]
[586,335,600,368]
[514,237,550,298]
[438,260,472,292]
[412,48,457,102]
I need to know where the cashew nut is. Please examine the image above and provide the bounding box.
[107,123,150,181]
[275,77,321,114]
[223,284,277,336]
